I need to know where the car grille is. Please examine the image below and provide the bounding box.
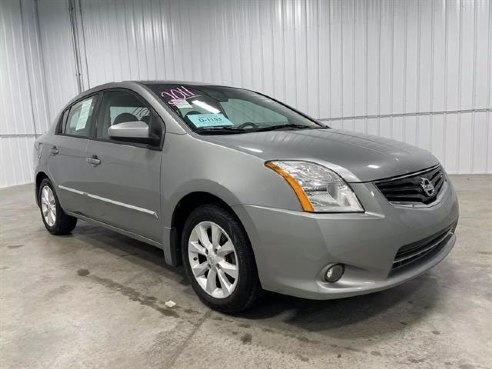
[391,223,457,273]
[374,165,446,205]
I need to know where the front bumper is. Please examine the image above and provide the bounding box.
[233,179,459,300]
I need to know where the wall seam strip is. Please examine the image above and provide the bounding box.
[471,0,478,172]
[429,0,435,153]
[416,0,421,146]
[457,0,463,173]
[76,0,90,89]
[319,107,492,122]
[68,0,83,93]
[0,133,43,138]
[18,0,37,138]
[443,0,448,169]
[486,0,492,172]
[33,0,51,124]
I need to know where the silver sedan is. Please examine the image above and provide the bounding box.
[34,81,459,312]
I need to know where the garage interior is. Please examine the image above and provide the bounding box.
[1,0,491,368]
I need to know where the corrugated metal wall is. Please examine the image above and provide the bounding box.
[0,0,48,187]
[37,0,79,121]
[0,0,76,188]
[1,0,491,187]
[77,0,491,175]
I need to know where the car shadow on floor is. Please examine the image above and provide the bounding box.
[73,222,442,339]
[73,223,188,286]
[239,275,440,339]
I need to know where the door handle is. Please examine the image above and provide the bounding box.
[50,146,59,155]
[86,155,101,166]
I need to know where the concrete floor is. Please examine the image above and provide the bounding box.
[0,175,491,369]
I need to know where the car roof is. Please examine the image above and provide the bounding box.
[135,80,216,86]
[70,80,239,103]
[64,80,237,109]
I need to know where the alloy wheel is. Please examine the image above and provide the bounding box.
[188,221,239,298]
[41,185,57,227]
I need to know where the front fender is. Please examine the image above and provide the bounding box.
[159,133,304,265]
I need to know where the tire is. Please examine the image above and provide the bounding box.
[182,204,261,313]
[38,178,77,235]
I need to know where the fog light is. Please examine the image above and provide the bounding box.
[324,264,344,283]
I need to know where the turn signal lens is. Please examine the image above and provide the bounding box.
[265,161,363,213]
[265,161,314,212]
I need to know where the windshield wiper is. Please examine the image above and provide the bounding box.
[254,124,321,132]
[195,123,327,134]
[194,126,247,135]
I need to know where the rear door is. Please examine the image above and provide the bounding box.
[48,94,99,216]
[84,89,163,242]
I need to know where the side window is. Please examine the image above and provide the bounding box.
[96,91,151,139]
[64,96,96,137]
[219,99,288,125]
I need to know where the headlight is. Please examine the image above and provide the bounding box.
[265,160,364,213]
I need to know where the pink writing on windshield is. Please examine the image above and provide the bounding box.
[161,86,198,106]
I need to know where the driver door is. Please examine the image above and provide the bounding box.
[84,89,163,242]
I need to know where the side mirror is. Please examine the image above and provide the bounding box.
[108,121,159,145]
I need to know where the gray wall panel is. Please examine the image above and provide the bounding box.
[0,0,42,187]
[77,0,492,174]
[37,0,78,120]
[1,0,491,187]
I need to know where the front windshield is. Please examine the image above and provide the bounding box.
[145,84,324,134]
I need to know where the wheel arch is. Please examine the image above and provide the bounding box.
[35,171,50,206]
[168,191,255,267]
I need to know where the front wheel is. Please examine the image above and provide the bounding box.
[38,178,77,235]
[182,205,261,313]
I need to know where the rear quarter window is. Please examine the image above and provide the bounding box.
[63,96,96,137]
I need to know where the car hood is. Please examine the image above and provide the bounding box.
[203,128,439,182]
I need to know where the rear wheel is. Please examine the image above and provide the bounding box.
[38,178,77,235]
[182,205,261,313]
